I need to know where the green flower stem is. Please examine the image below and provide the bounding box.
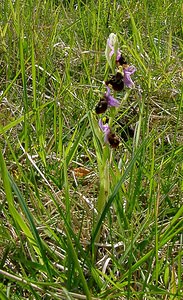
[91,89,132,249]
[89,113,110,246]
[95,145,110,236]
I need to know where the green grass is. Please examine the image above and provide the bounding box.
[0,0,183,299]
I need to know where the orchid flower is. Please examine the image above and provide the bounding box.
[105,71,124,91]
[105,33,119,70]
[95,87,120,114]
[99,119,120,148]
[99,119,111,143]
[107,38,121,60]
[105,33,127,69]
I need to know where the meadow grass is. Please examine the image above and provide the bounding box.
[0,0,183,299]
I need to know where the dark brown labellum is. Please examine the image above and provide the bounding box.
[105,72,124,91]
[95,98,108,114]
[108,132,120,148]
[117,55,127,66]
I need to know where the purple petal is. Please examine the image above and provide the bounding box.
[116,49,121,61]
[99,119,110,133]
[98,118,104,131]
[127,66,136,74]
[99,119,110,143]
[106,86,111,97]
[105,86,120,107]
[107,39,122,60]
[107,95,120,107]
[123,66,136,88]
[107,39,114,58]
[104,133,109,144]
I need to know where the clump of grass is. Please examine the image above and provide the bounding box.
[0,0,182,299]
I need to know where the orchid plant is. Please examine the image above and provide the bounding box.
[92,33,136,248]
[98,33,136,149]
